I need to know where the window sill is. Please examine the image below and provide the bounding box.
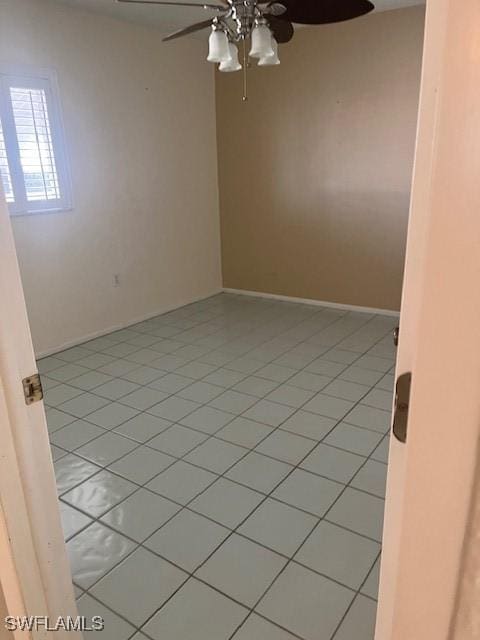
[9,205,73,217]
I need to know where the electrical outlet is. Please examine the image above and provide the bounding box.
[113,274,120,287]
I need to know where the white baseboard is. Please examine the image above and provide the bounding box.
[222,288,400,318]
[36,289,223,359]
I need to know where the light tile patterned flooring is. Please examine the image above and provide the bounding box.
[41,293,396,640]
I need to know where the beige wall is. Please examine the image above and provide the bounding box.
[0,0,222,356]
[0,587,10,640]
[216,6,425,311]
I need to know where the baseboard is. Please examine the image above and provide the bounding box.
[222,287,401,318]
[36,289,223,359]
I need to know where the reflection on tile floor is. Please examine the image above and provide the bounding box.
[42,293,396,640]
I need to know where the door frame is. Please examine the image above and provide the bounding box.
[376,0,480,638]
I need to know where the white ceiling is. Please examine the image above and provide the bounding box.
[52,0,425,39]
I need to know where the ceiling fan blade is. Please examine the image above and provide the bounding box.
[278,0,374,25]
[261,2,287,16]
[162,18,214,41]
[118,0,226,11]
[267,15,294,43]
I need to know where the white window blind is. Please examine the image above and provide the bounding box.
[0,67,71,215]
[11,86,61,202]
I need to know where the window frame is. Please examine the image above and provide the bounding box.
[0,65,72,216]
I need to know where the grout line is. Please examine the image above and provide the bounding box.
[56,334,390,540]
[327,548,383,640]
[47,293,395,638]
[56,302,393,527]
[59,385,387,537]
[221,331,392,640]
[51,354,391,470]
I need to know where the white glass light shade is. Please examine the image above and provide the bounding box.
[249,24,274,59]
[258,37,280,66]
[219,43,242,72]
[207,29,232,63]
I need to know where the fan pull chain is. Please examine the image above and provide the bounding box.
[242,37,248,102]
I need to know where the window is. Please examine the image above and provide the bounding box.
[0,67,71,215]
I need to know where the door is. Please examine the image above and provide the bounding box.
[376,0,480,638]
[0,191,78,637]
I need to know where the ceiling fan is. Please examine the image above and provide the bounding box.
[117,0,374,98]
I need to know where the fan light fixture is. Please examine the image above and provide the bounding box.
[258,37,280,65]
[249,20,275,58]
[219,42,242,72]
[117,0,375,99]
[207,26,232,62]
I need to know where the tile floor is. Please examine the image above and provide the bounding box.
[42,293,396,640]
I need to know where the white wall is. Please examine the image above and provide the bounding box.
[0,0,222,356]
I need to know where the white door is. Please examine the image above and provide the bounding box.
[0,190,78,638]
[376,0,480,638]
